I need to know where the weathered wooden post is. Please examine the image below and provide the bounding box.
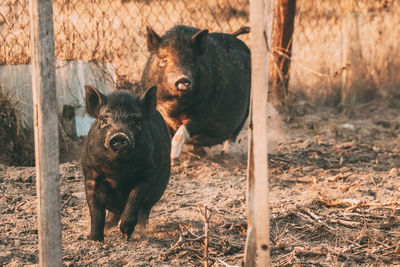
[245,0,274,266]
[269,0,297,112]
[29,0,62,265]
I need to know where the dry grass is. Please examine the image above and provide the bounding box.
[1,0,398,105]
[290,0,400,105]
[267,90,400,265]
[0,85,34,166]
[1,91,400,266]
[1,2,400,266]
[271,200,400,266]
[0,0,248,82]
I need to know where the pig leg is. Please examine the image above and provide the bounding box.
[192,145,207,157]
[85,178,106,241]
[105,211,120,229]
[119,183,150,240]
[223,136,237,154]
[171,124,190,163]
[136,208,151,233]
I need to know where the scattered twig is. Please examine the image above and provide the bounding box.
[198,205,212,267]
[179,223,202,239]
[328,218,361,228]
[218,259,240,267]
[158,207,243,265]
[271,197,400,265]
[298,210,335,232]
[159,234,184,261]
[57,119,69,152]
[317,198,399,209]
[280,176,316,183]
[61,195,72,210]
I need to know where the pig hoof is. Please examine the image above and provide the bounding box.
[120,220,136,240]
[88,234,104,242]
[223,139,238,154]
[123,233,130,241]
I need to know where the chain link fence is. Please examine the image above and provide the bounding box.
[291,0,400,104]
[0,0,249,84]
[0,0,399,103]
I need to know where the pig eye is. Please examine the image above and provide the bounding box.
[133,119,141,128]
[159,57,168,68]
[99,115,110,128]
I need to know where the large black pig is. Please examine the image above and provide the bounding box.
[81,85,171,241]
[141,25,251,163]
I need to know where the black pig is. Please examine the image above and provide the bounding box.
[141,25,251,163]
[81,85,171,241]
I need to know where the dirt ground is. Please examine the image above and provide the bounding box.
[2,90,400,266]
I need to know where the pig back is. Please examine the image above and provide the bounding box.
[189,33,250,146]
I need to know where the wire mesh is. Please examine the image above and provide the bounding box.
[291,0,400,103]
[0,0,249,84]
[0,0,399,101]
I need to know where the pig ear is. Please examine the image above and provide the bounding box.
[85,85,106,117]
[191,29,208,55]
[140,86,157,116]
[146,26,161,54]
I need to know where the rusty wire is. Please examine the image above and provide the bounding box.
[0,0,249,83]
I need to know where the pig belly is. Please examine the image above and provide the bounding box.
[96,180,128,214]
[187,120,240,146]
[188,100,248,146]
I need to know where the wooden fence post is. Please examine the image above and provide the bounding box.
[269,0,297,113]
[245,0,274,266]
[29,0,62,265]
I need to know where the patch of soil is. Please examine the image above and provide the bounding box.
[1,92,400,266]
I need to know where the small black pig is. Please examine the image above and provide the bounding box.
[81,85,171,241]
[141,25,251,163]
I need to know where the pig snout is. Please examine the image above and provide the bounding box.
[175,76,192,91]
[167,72,192,92]
[106,132,132,152]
